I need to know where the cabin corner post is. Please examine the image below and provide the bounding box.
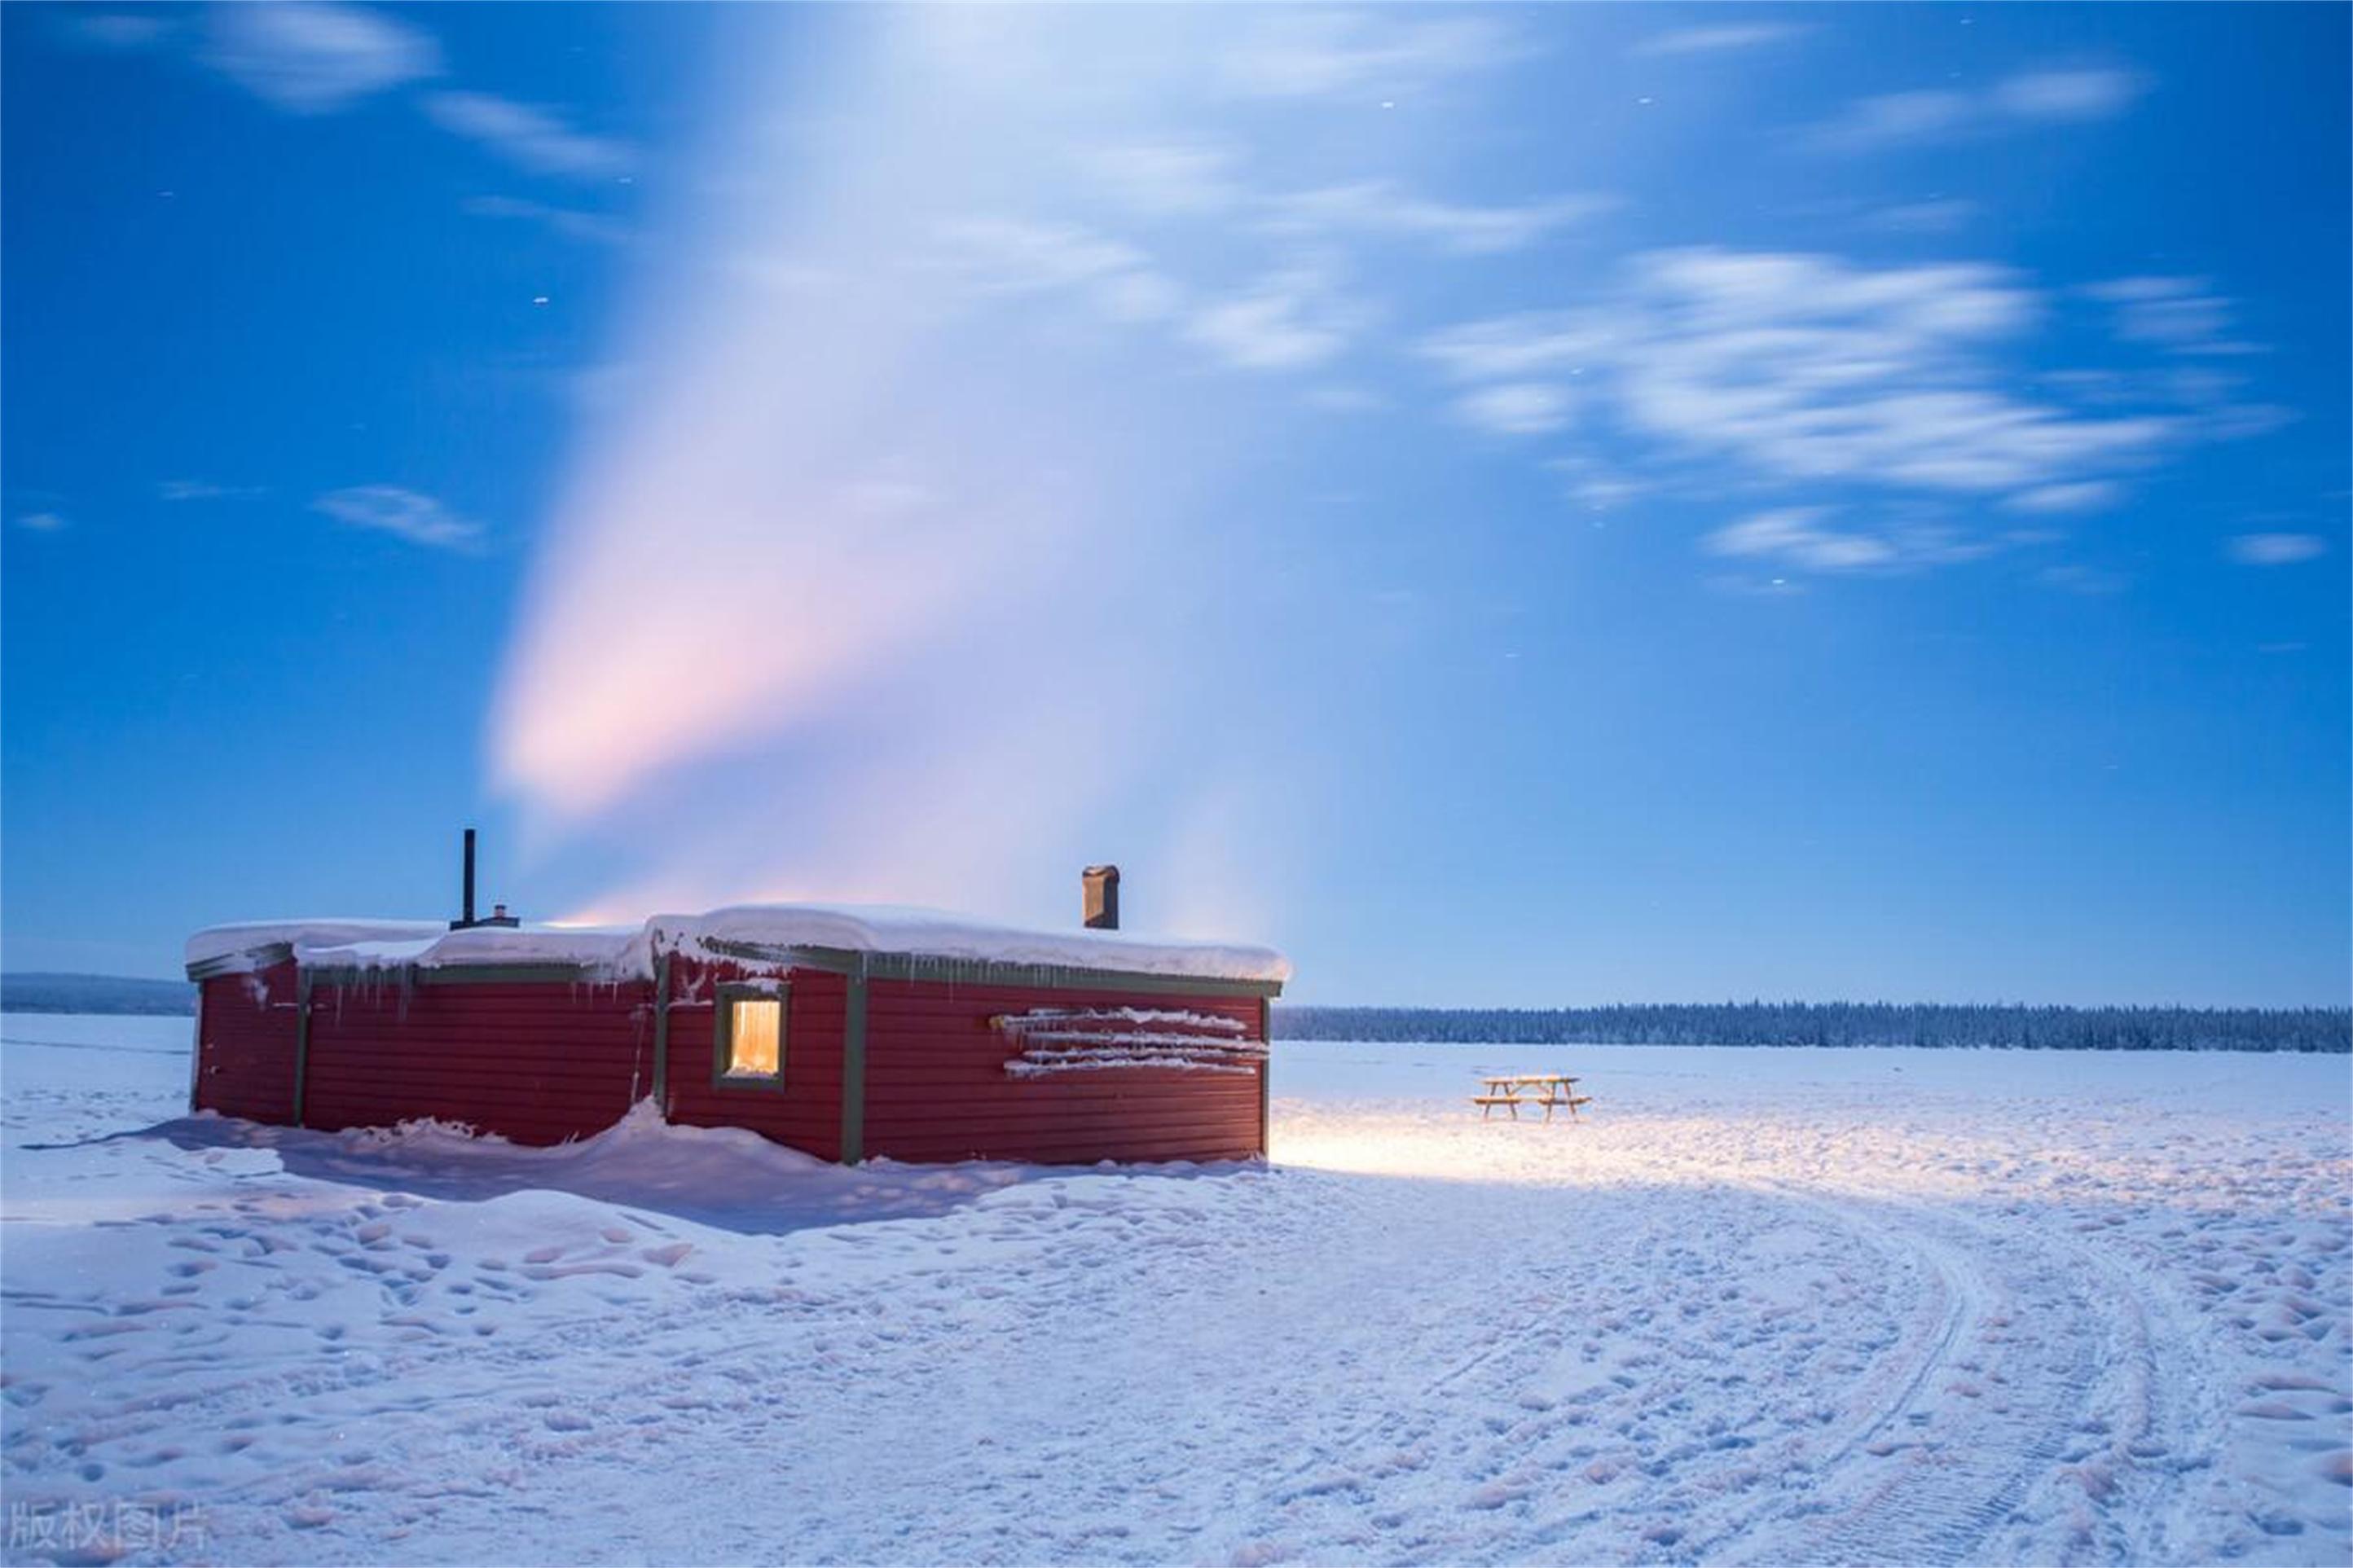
[839,971,869,1165]
[1257,995,1274,1157]
[292,969,315,1129]
[650,952,671,1115]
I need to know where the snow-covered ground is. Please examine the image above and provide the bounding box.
[2,1016,2347,1566]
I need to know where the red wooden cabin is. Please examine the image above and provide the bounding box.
[184,898,1288,1166]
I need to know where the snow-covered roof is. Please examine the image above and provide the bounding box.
[184,920,452,972]
[184,919,651,979]
[187,903,1291,985]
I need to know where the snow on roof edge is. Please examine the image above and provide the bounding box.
[186,903,1291,985]
[662,904,1291,984]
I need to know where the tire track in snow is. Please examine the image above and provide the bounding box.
[1704,1185,2168,1568]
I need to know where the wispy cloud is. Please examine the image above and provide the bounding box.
[1806,64,2147,152]
[159,6,633,191]
[2227,532,2327,566]
[2086,276,2262,358]
[1631,23,1802,59]
[1219,9,1519,99]
[202,2,438,115]
[13,511,68,533]
[2004,481,2122,515]
[158,480,268,502]
[1994,68,2146,121]
[1261,182,1612,256]
[1454,382,1576,437]
[1704,507,2003,575]
[1419,310,1611,383]
[1185,267,1362,371]
[1423,248,2192,503]
[313,485,482,551]
[421,91,634,181]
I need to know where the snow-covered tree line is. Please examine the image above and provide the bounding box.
[1272,1003,2351,1053]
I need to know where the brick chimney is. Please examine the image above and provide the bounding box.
[1082,865,1120,930]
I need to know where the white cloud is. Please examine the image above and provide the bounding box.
[1220,9,1517,99]
[203,2,438,114]
[1545,455,1650,512]
[1705,509,1899,572]
[1422,248,2207,506]
[1262,182,1612,256]
[2005,481,2122,515]
[1810,89,1973,152]
[1631,24,1802,59]
[1807,64,2146,152]
[1185,269,1361,371]
[2086,276,2261,357]
[1994,68,2145,122]
[1454,382,1574,437]
[1607,248,2158,493]
[1419,311,1611,383]
[2227,533,2327,566]
[313,486,482,551]
[1704,507,2006,575]
[13,512,68,533]
[421,90,634,180]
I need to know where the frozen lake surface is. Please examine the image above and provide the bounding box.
[2,1017,2347,1565]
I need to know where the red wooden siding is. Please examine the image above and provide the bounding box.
[301,977,658,1146]
[860,980,1265,1165]
[194,964,301,1123]
[189,955,1264,1166]
[660,960,846,1162]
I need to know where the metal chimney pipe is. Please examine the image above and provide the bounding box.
[1082,864,1120,931]
[460,828,477,928]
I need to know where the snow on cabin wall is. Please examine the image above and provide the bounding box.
[193,964,301,1124]
[860,979,1265,1164]
[301,977,661,1147]
[660,959,847,1162]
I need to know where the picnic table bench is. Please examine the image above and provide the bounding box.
[1471,1073,1593,1122]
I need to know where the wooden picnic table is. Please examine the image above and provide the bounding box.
[1471,1073,1592,1122]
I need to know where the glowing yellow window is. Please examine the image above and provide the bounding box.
[719,992,784,1083]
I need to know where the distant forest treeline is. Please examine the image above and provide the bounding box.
[1272,1003,2353,1054]
[4,977,2346,1053]
[1,973,194,1016]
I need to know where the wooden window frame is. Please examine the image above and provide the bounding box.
[712,982,789,1091]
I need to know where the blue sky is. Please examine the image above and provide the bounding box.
[3,4,2346,1006]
